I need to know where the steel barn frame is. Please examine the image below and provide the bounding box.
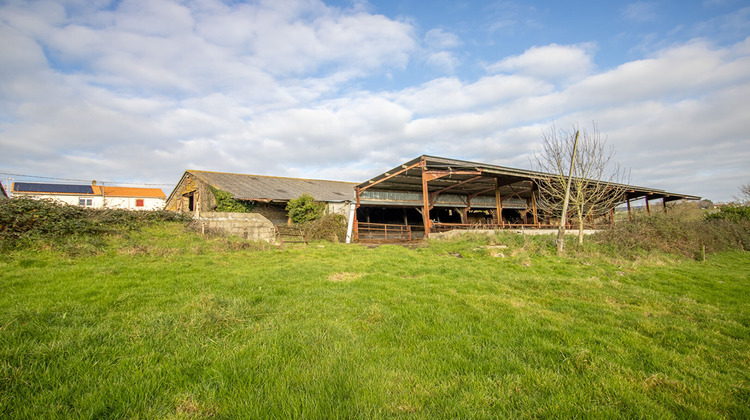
[353,155,699,240]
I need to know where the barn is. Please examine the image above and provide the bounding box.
[352,155,700,240]
[165,170,357,225]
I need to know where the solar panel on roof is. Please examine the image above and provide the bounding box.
[14,182,94,194]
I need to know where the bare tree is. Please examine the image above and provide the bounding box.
[533,123,630,248]
[737,182,750,205]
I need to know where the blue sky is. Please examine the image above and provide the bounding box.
[1,0,749,201]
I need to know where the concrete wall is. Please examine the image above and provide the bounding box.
[196,212,277,243]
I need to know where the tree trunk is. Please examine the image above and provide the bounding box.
[556,130,580,256]
[577,212,584,244]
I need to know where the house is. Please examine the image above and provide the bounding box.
[11,182,166,210]
[352,155,701,239]
[165,170,357,225]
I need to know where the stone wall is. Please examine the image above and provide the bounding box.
[196,212,277,243]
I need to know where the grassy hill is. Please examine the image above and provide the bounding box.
[1,222,748,418]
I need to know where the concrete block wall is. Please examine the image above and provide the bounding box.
[196,212,277,243]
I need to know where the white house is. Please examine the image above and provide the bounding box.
[12,182,166,210]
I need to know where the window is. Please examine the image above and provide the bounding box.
[78,198,93,207]
[136,199,144,207]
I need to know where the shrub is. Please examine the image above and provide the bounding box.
[286,194,325,224]
[303,213,347,241]
[592,204,750,258]
[0,197,190,249]
[705,205,750,222]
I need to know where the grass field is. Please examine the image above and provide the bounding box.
[1,223,748,418]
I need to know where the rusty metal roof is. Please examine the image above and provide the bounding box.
[358,155,700,203]
[187,170,357,202]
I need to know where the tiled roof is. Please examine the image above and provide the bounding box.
[189,170,356,202]
[12,182,165,198]
[93,186,166,198]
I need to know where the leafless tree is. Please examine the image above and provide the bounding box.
[533,123,630,248]
[737,182,750,205]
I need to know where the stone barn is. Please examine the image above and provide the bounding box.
[165,170,357,240]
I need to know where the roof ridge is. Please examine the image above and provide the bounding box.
[188,169,358,184]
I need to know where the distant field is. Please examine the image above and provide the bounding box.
[1,223,748,418]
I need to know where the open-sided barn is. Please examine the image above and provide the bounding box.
[352,155,700,240]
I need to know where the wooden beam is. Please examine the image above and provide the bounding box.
[423,170,482,183]
[627,198,632,221]
[531,183,539,226]
[359,160,423,193]
[645,196,651,215]
[494,178,503,226]
[431,175,484,195]
[422,158,431,238]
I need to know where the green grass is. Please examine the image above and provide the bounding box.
[1,224,748,418]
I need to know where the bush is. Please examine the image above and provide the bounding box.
[592,204,750,258]
[0,197,190,249]
[302,214,347,241]
[706,205,750,222]
[285,194,325,224]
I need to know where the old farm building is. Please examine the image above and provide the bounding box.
[352,156,699,240]
[165,170,357,225]
[165,156,698,243]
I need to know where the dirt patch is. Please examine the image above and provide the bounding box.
[327,272,363,282]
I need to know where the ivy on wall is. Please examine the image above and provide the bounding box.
[210,186,255,213]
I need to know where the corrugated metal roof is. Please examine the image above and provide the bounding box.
[93,186,166,198]
[358,155,700,203]
[188,170,357,202]
[13,182,94,194]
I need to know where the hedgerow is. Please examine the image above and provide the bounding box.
[0,197,190,249]
[592,204,750,258]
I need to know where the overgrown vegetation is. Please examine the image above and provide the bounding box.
[0,197,190,249]
[593,203,750,258]
[705,204,750,222]
[210,186,255,213]
[286,193,325,224]
[302,213,348,241]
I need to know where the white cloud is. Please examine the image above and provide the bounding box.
[424,28,462,49]
[0,1,748,202]
[484,43,596,84]
[623,2,658,22]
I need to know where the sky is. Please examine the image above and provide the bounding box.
[1,0,749,202]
